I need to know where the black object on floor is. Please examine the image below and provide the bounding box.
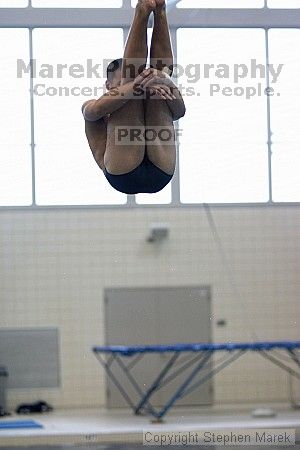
[16,401,53,414]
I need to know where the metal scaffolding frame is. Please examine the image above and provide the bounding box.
[93,341,300,420]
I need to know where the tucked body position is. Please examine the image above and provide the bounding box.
[82,0,186,195]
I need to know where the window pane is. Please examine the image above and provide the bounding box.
[0,0,27,6]
[271,144,300,202]
[33,28,126,205]
[136,183,172,205]
[33,0,121,6]
[268,0,300,8]
[177,28,269,203]
[0,29,32,206]
[268,29,300,202]
[177,0,263,8]
[180,143,268,203]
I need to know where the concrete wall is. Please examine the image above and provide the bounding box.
[1,206,299,409]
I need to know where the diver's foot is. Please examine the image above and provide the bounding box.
[155,0,166,9]
[154,0,166,14]
[137,0,156,14]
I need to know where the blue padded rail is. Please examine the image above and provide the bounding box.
[93,340,300,356]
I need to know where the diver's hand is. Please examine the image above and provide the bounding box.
[140,68,173,89]
[148,84,176,100]
[133,68,172,90]
[133,68,152,89]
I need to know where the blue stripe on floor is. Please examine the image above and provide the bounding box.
[0,420,43,430]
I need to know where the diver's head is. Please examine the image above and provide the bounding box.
[106,58,122,90]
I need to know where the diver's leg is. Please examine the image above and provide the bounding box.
[104,99,145,175]
[121,0,155,84]
[144,96,176,175]
[150,1,173,75]
[104,1,155,174]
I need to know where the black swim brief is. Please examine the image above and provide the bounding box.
[103,153,173,195]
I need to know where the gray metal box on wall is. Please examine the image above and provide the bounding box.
[0,328,60,389]
[0,366,8,413]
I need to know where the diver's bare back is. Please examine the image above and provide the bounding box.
[84,115,108,171]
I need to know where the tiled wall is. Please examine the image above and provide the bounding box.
[0,206,299,409]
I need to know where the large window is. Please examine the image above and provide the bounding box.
[0,29,32,206]
[268,29,300,202]
[33,28,126,205]
[136,184,172,205]
[267,0,300,7]
[32,0,122,7]
[177,28,269,203]
[0,5,300,207]
[177,0,264,7]
[0,1,28,6]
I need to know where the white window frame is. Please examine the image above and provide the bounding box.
[1,0,300,209]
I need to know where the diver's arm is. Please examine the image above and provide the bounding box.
[165,85,186,121]
[82,81,141,122]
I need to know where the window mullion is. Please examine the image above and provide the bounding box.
[29,27,36,206]
[170,28,181,206]
[265,28,273,203]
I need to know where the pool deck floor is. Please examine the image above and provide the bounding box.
[0,403,299,447]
